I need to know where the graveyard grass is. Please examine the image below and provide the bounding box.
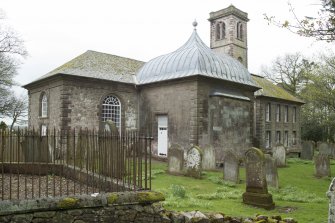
[151,158,333,222]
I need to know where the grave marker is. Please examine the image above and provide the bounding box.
[272,145,286,167]
[202,145,216,170]
[186,146,202,179]
[315,154,331,178]
[223,151,240,184]
[168,144,184,175]
[301,141,314,160]
[264,154,279,188]
[242,147,275,210]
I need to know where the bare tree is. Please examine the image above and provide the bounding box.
[1,94,28,131]
[0,10,27,117]
[265,0,335,42]
[262,53,315,94]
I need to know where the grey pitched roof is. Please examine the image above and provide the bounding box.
[252,74,304,104]
[26,50,145,86]
[136,29,258,88]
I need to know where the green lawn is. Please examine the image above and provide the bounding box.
[150,158,334,222]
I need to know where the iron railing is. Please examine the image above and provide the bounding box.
[0,128,152,200]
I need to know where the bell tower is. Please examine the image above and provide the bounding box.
[208,5,249,68]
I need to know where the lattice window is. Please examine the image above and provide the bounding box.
[41,93,48,118]
[101,95,121,130]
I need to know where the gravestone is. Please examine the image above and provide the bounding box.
[264,154,279,188]
[202,145,216,170]
[168,144,184,175]
[301,141,314,160]
[315,154,331,178]
[319,142,332,157]
[242,147,275,210]
[272,145,286,167]
[327,177,335,223]
[223,151,240,184]
[186,146,202,179]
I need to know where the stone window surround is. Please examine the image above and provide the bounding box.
[292,106,297,123]
[265,102,271,122]
[265,130,271,148]
[276,104,281,122]
[292,131,297,145]
[215,21,226,41]
[39,92,49,119]
[284,130,289,147]
[276,131,281,145]
[236,21,243,41]
[284,105,289,122]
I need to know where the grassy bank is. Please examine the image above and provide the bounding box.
[151,158,334,222]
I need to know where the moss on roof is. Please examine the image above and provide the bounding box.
[252,74,304,104]
[30,50,145,85]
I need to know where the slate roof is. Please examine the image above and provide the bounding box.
[252,74,304,104]
[136,29,258,88]
[26,50,145,86]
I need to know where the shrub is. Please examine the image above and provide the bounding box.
[171,184,186,198]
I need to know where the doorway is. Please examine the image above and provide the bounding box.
[157,115,168,157]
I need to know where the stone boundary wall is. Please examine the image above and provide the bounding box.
[0,191,297,223]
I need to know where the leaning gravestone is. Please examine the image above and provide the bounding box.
[272,145,286,167]
[242,147,275,210]
[223,151,240,184]
[186,146,202,179]
[168,144,184,175]
[327,177,335,223]
[301,141,314,160]
[202,145,216,170]
[319,142,332,157]
[264,154,279,188]
[315,154,331,178]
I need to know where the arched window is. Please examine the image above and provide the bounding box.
[216,23,221,40]
[101,95,121,130]
[222,22,226,39]
[41,93,48,118]
[236,22,243,40]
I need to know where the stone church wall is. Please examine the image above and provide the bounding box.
[63,77,138,131]
[27,76,139,132]
[139,78,198,155]
[197,78,254,161]
[27,78,64,130]
[255,98,302,151]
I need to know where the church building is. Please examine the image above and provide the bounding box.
[23,5,303,162]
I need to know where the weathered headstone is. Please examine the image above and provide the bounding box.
[186,146,202,179]
[264,154,279,188]
[168,144,184,175]
[319,142,332,157]
[327,177,335,223]
[223,151,240,184]
[272,145,286,167]
[301,141,314,160]
[242,147,275,210]
[202,145,216,170]
[315,154,331,177]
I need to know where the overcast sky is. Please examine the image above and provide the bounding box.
[1,0,332,92]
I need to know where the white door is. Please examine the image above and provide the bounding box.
[157,115,168,157]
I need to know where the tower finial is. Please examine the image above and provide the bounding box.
[192,20,198,29]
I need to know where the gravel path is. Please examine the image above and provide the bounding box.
[0,174,99,200]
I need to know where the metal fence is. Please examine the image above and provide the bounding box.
[0,128,152,200]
